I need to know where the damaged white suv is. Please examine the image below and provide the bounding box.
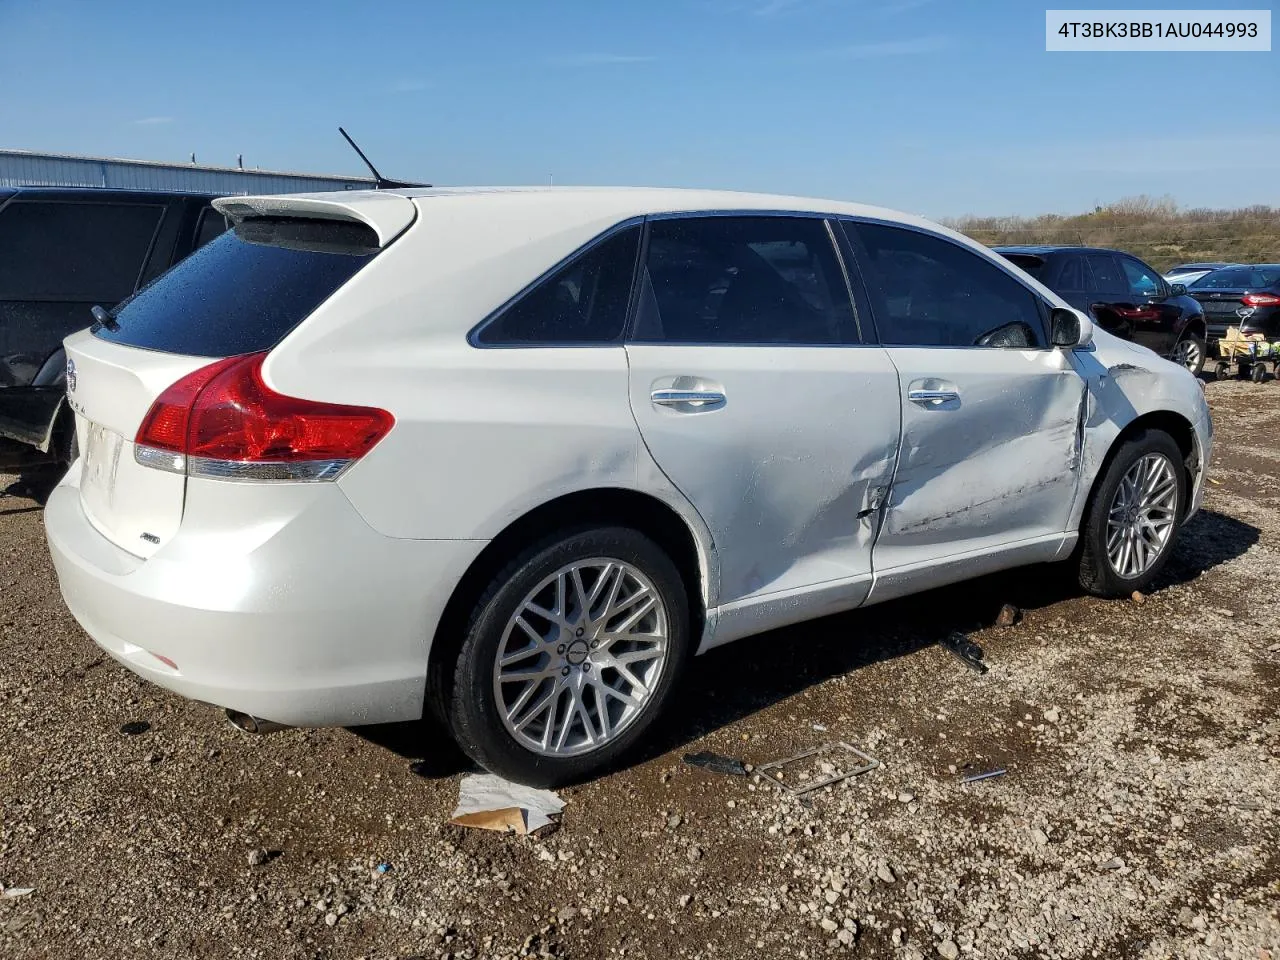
[45,187,1211,785]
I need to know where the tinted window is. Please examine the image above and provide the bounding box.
[1057,256,1086,289]
[633,216,854,345]
[1085,254,1125,294]
[477,225,640,345]
[0,200,164,302]
[1120,257,1161,298]
[193,207,230,249]
[1191,267,1279,289]
[93,217,378,357]
[852,223,1044,348]
[998,253,1047,280]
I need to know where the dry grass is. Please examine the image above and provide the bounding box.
[946,195,1280,270]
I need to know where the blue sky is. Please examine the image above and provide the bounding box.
[1,0,1276,217]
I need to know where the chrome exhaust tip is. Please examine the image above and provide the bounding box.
[224,708,289,735]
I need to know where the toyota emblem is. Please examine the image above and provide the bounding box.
[66,357,77,392]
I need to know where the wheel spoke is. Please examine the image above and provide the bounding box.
[494,557,670,759]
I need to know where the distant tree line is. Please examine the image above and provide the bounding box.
[946,195,1280,270]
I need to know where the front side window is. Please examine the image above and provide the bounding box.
[632,216,855,345]
[476,225,641,346]
[0,200,165,303]
[850,222,1045,349]
[1120,257,1162,299]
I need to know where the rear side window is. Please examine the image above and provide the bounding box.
[1085,254,1126,294]
[0,200,164,302]
[633,216,855,345]
[193,207,230,249]
[1057,257,1086,289]
[476,225,640,345]
[999,253,1047,280]
[93,217,378,357]
[1193,267,1273,288]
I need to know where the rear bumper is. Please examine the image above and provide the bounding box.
[44,467,485,726]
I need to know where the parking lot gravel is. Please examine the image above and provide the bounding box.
[1,379,1277,960]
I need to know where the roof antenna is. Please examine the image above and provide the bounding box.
[338,126,430,189]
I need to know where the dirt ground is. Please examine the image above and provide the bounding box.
[1,380,1277,960]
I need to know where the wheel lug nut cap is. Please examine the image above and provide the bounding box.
[561,667,570,677]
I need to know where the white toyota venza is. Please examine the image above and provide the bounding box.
[46,188,1212,785]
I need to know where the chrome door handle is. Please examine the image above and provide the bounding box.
[651,389,726,408]
[908,389,960,406]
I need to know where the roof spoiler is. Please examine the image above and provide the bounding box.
[212,193,417,247]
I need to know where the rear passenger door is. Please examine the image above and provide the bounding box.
[1083,252,1135,340]
[625,215,901,616]
[1052,255,1093,314]
[841,221,1083,590]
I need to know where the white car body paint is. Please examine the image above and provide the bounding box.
[45,187,1212,727]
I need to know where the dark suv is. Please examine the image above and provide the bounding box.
[995,246,1208,374]
[0,187,228,471]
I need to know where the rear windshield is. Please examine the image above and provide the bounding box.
[1191,267,1280,289]
[92,217,379,357]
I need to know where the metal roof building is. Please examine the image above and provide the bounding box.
[0,148,375,195]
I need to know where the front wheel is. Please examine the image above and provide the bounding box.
[1171,332,1206,376]
[445,526,690,786]
[1077,430,1187,598]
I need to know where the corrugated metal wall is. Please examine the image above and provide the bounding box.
[0,149,375,194]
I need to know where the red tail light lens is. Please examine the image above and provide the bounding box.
[1242,293,1280,307]
[135,352,394,481]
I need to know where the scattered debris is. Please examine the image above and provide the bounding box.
[1130,590,1146,605]
[756,743,879,798]
[939,632,989,675]
[1044,707,1061,724]
[376,862,392,874]
[449,774,564,835]
[247,848,270,867]
[1101,857,1125,870]
[119,721,150,736]
[0,884,35,899]
[938,939,960,959]
[811,723,827,732]
[1208,477,1222,485]
[682,751,749,777]
[876,862,897,884]
[897,791,915,804]
[994,603,1020,627]
[1031,827,1049,846]
[960,768,1007,784]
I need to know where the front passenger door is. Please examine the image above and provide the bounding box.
[842,221,1084,592]
[1118,255,1180,356]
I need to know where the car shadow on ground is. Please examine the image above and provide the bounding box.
[357,507,1259,783]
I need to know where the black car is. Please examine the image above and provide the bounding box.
[0,187,228,471]
[995,245,1208,374]
[1186,264,1280,343]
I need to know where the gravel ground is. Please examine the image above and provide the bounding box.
[1,380,1277,960]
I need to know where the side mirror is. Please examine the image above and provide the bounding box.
[1169,282,1187,296]
[1051,307,1093,348]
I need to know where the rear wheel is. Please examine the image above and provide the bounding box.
[1251,361,1267,383]
[1077,430,1186,598]
[1171,332,1206,376]
[445,526,689,786]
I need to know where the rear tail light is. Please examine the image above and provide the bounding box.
[134,352,393,481]
[1242,293,1280,307]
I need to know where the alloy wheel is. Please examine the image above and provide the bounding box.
[1106,453,1178,578]
[493,559,669,757]
[1173,337,1202,372]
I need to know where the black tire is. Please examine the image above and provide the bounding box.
[444,526,690,787]
[1215,361,1230,381]
[1251,361,1267,383]
[1077,429,1187,598]
[1172,331,1206,376]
